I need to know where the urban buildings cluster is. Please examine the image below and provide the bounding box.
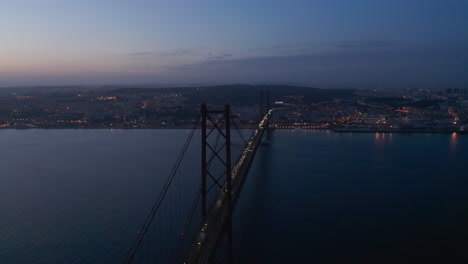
[0,86,466,133]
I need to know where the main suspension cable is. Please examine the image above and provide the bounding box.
[123,121,199,264]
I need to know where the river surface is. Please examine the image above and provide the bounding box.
[1,129,467,263]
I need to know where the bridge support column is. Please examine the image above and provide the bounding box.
[201,103,208,219]
[225,104,233,264]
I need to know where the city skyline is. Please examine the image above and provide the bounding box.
[1,0,467,88]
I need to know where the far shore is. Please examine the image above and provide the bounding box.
[1,126,467,135]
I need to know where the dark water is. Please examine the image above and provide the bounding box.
[235,130,468,263]
[1,129,467,263]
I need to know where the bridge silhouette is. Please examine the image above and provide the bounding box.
[123,92,274,263]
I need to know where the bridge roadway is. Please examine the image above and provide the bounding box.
[180,110,273,264]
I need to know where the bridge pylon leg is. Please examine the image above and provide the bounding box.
[201,103,207,219]
[225,104,233,264]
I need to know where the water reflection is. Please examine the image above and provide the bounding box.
[374,132,384,146]
[450,132,458,153]
[374,132,394,147]
[375,132,380,140]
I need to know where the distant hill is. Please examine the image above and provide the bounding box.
[108,84,356,106]
[0,84,356,106]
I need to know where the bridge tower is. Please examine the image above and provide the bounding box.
[200,103,233,263]
[259,89,270,119]
[183,100,273,263]
[260,89,271,142]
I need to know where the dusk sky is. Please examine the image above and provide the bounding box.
[1,0,467,88]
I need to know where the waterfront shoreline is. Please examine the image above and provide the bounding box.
[2,126,467,134]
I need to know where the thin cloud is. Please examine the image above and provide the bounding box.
[334,40,394,49]
[128,51,154,57]
[206,53,233,60]
[167,46,468,88]
[127,49,235,61]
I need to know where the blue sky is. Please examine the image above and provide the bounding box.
[1,0,467,88]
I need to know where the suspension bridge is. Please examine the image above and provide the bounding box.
[122,92,274,263]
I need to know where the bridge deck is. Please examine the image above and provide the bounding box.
[180,110,273,263]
